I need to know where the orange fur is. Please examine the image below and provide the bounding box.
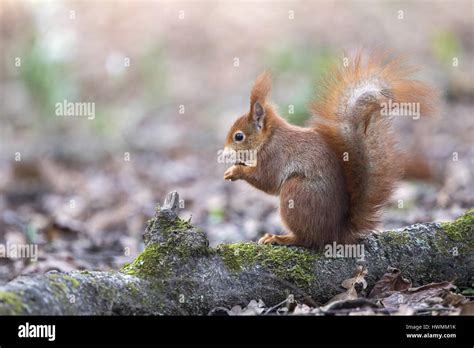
[250,71,272,109]
[311,52,436,238]
[224,52,437,248]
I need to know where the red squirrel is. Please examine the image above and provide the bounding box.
[223,52,436,248]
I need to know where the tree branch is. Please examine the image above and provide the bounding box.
[0,192,472,315]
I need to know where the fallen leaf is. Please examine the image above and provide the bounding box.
[293,304,313,315]
[241,299,265,315]
[341,265,368,290]
[442,291,468,307]
[368,266,411,298]
[407,281,455,293]
[323,286,358,309]
[229,305,242,315]
[227,299,265,315]
[460,301,474,315]
[382,281,456,310]
[324,266,368,309]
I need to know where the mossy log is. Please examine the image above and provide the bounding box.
[0,192,472,315]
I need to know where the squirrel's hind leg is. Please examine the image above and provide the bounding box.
[278,175,332,248]
[257,233,297,245]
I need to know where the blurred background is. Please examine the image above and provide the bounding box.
[0,0,473,284]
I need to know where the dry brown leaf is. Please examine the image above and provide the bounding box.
[325,286,358,307]
[460,301,474,315]
[442,291,468,307]
[292,304,323,315]
[368,266,411,298]
[293,304,313,315]
[324,266,369,309]
[407,281,455,293]
[227,299,265,315]
[341,265,368,290]
[382,281,456,310]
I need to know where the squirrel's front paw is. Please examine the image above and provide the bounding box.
[224,165,241,181]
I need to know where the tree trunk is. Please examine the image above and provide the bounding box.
[0,192,472,315]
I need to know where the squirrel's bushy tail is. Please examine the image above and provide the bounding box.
[311,52,436,240]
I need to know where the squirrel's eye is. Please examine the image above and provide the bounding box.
[234,131,245,142]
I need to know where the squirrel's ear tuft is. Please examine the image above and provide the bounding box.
[250,71,272,110]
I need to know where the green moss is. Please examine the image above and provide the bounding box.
[95,282,117,304]
[125,282,141,298]
[217,242,321,288]
[382,230,411,245]
[122,215,207,279]
[121,243,172,278]
[0,291,23,314]
[47,274,68,294]
[146,214,193,237]
[62,275,80,288]
[441,209,473,241]
[45,274,80,300]
[432,209,474,255]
